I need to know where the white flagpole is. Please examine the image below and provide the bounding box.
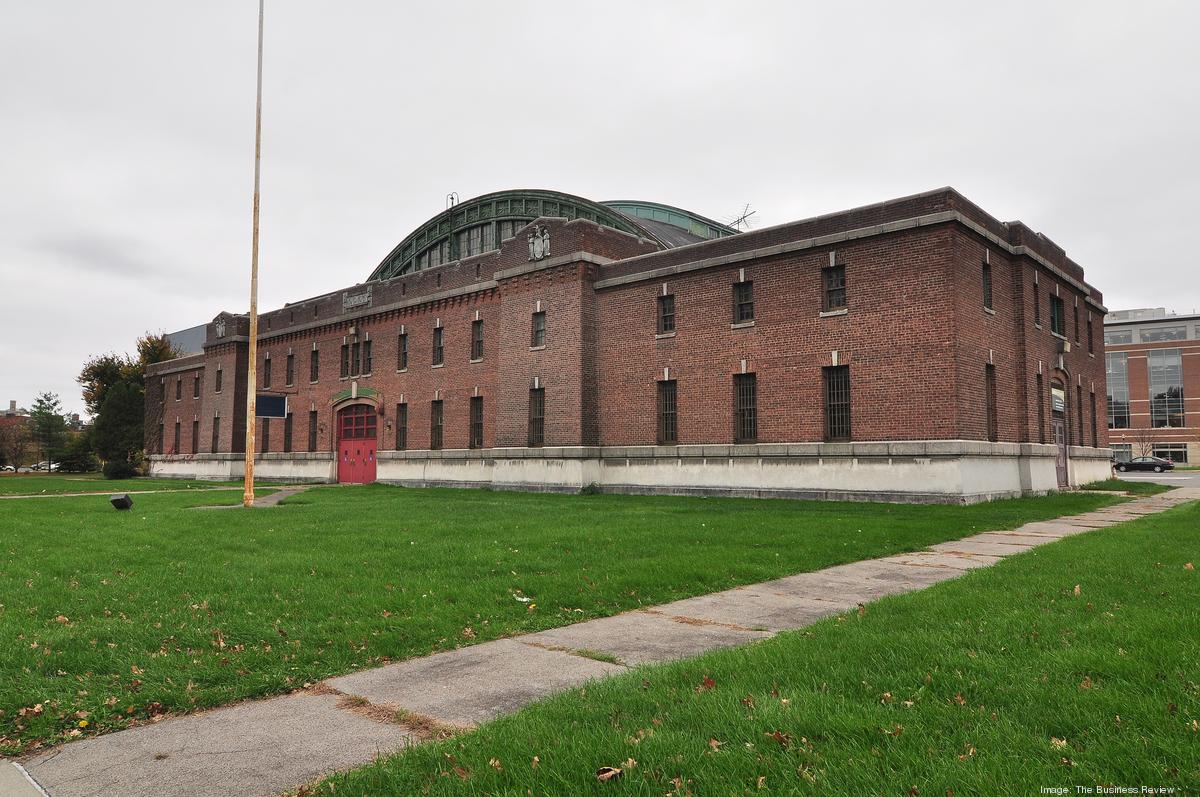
[243,0,264,508]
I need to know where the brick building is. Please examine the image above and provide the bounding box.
[1104,308,1199,465]
[145,187,1112,502]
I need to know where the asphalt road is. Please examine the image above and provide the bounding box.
[1117,469,1200,487]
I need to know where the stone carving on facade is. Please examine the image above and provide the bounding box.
[528,225,550,261]
[214,317,226,338]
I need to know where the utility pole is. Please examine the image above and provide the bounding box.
[243,0,265,508]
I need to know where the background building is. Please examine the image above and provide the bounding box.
[1104,308,1199,464]
[145,187,1112,502]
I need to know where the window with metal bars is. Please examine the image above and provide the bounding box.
[211,416,220,453]
[657,380,678,444]
[192,420,199,454]
[261,418,270,452]
[193,375,200,398]
[824,366,851,441]
[430,400,443,450]
[528,388,545,446]
[471,320,484,360]
[361,340,372,374]
[1073,305,1080,342]
[340,344,350,378]
[283,413,293,452]
[395,403,407,450]
[173,421,181,454]
[531,312,546,347]
[733,373,757,442]
[733,281,754,323]
[308,410,318,452]
[470,396,484,448]
[432,327,444,365]
[397,333,408,370]
[1033,285,1041,326]
[350,342,361,376]
[175,378,181,401]
[310,349,319,382]
[1087,317,1093,353]
[215,367,223,393]
[1090,391,1097,446]
[1076,385,1084,444]
[263,358,272,388]
[657,295,675,334]
[158,422,164,454]
[824,265,846,311]
[985,365,998,442]
[285,354,294,386]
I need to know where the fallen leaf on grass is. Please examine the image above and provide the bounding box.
[766,730,792,749]
[881,691,893,704]
[1185,562,1194,571]
[488,757,502,771]
[531,756,540,768]
[1073,584,1081,596]
[695,676,716,693]
[1050,737,1068,749]
[756,775,766,790]
[1079,676,1093,690]
[708,738,723,751]
[596,766,623,783]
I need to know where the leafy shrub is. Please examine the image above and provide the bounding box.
[103,460,137,480]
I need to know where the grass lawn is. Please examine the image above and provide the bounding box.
[1080,479,1171,496]
[0,473,253,496]
[0,486,1122,755]
[310,499,1200,796]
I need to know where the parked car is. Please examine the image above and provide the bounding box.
[1115,456,1175,473]
[31,462,60,472]
[0,465,15,472]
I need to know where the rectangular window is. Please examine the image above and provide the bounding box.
[310,349,319,382]
[531,312,546,347]
[432,327,444,365]
[1050,295,1065,337]
[350,342,360,377]
[1087,317,1094,353]
[263,358,272,388]
[215,368,223,393]
[261,418,270,453]
[657,380,678,444]
[1105,329,1133,345]
[470,396,484,448]
[397,333,408,370]
[1033,283,1041,325]
[1140,326,1187,343]
[340,344,350,378]
[1106,353,1130,429]
[308,410,318,452]
[430,400,443,450]
[285,354,295,386]
[175,378,181,401]
[985,364,998,442]
[361,340,372,374]
[395,403,407,450]
[192,419,199,454]
[1089,391,1097,447]
[173,421,181,453]
[823,265,846,312]
[158,421,164,454]
[733,281,754,323]
[283,413,293,453]
[1073,305,1080,343]
[193,375,200,399]
[528,387,545,446]
[657,295,675,334]
[1076,385,1084,445]
[1036,373,1045,444]
[734,373,757,443]
[1111,443,1132,463]
[824,366,851,441]
[211,416,220,453]
[471,320,484,360]
[982,261,993,310]
[1151,443,1189,464]
[1148,348,1185,428]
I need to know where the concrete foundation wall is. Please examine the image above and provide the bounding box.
[151,442,1115,503]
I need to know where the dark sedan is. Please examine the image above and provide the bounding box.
[1115,456,1176,473]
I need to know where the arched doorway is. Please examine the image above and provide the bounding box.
[337,404,377,484]
[1049,379,1069,488]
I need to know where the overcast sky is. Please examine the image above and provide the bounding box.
[2,1,1198,416]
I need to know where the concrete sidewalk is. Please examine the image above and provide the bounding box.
[9,488,1197,797]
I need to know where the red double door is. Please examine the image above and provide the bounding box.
[337,404,377,484]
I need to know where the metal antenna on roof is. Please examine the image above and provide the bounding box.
[727,203,757,231]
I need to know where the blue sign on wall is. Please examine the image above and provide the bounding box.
[256,394,288,419]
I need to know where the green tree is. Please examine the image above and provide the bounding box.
[92,381,145,469]
[57,430,99,472]
[77,353,134,417]
[29,392,68,467]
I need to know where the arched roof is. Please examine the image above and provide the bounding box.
[367,189,738,282]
